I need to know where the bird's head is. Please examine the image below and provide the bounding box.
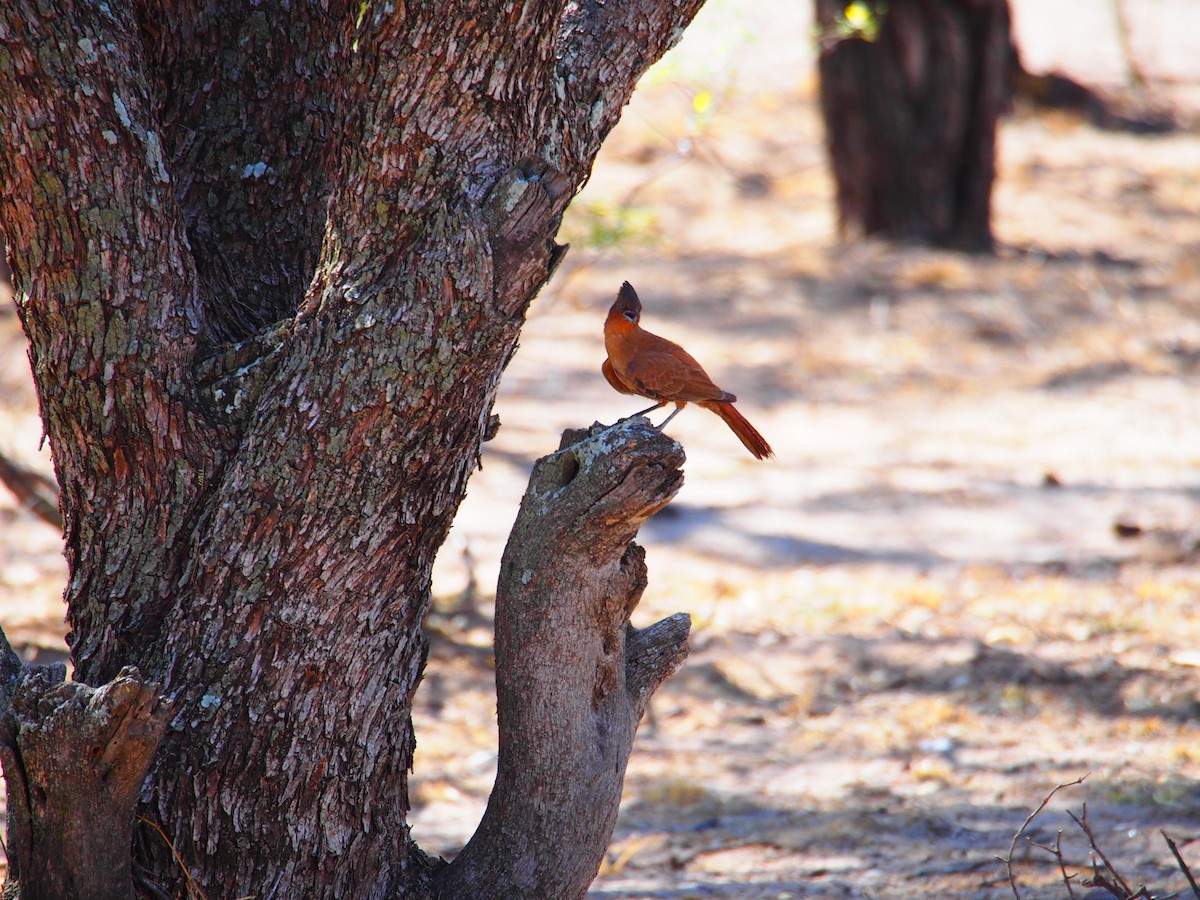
[608,281,642,327]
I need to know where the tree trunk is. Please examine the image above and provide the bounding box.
[815,0,1014,250]
[0,1,708,896]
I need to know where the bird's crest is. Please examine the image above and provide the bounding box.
[617,281,642,312]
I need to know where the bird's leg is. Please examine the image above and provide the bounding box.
[655,403,686,431]
[618,401,665,423]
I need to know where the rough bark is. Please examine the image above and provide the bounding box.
[0,0,708,896]
[0,0,217,684]
[0,627,167,900]
[439,420,690,899]
[816,0,1013,250]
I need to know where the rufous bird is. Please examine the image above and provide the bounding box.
[602,282,774,459]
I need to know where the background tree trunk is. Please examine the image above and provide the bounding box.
[815,0,1014,250]
[0,1,708,895]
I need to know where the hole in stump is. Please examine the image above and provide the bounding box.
[555,452,580,488]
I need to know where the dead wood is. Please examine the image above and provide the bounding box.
[437,419,690,900]
[0,451,60,531]
[0,626,168,900]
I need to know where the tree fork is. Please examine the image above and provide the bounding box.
[438,420,690,900]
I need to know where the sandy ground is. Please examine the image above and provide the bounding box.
[2,1,1200,896]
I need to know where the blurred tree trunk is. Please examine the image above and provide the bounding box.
[0,1,704,896]
[815,0,1014,250]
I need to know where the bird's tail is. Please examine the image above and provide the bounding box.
[700,401,774,460]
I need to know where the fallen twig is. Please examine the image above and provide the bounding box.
[138,816,207,900]
[1163,831,1200,899]
[1029,830,1079,899]
[0,449,60,529]
[1069,804,1146,898]
[1002,773,1089,900]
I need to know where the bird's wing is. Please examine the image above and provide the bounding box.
[602,357,641,396]
[622,344,735,403]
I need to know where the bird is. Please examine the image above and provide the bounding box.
[602,281,773,460]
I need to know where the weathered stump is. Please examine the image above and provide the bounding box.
[438,419,691,900]
[0,630,168,900]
